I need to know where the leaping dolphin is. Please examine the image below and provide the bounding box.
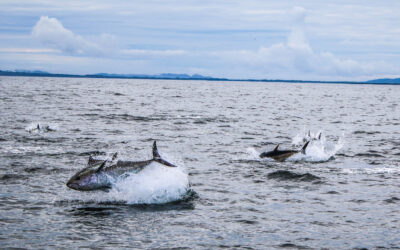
[66,141,177,191]
[260,141,310,162]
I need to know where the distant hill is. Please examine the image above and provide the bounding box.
[92,72,216,79]
[366,78,400,84]
[0,70,217,80]
[1,69,400,85]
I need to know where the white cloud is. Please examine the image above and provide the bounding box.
[121,49,186,57]
[31,16,187,59]
[31,16,113,56]
[216,7,394,79]
[3,2,397,80]
[0,48,59,53]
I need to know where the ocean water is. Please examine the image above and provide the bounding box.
[0,76,399,249]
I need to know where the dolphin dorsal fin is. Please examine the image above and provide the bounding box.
[96,161,107,173]
[318,133,322,140]
[308,130,311,137]
[274,144,279,151]
[301,141,310,154]
[152,141,161,159]
[112,152,118,161]
[88,155,95,165]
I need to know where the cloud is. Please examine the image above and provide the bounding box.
[31,16,112,56]
[31,16,187,59]
[217,7,393,78]
[22,5,399,80]
[121,49,186,57]
[0,48,59,53]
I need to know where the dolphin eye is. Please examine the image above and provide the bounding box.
[76,177,81,180]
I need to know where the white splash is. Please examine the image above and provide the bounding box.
[107,162,189,204]
[25,122,58,133]
[292,128,322,146]
[246,147,262,159]
[251,130,344,163]
[289,132,344,162]
[66,156,190,205]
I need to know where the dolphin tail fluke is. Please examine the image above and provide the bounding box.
[301,141,310,154]
[152,141,177,167]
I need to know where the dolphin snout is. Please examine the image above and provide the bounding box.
[66,181,79,190]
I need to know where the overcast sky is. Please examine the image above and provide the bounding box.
[1,0,400,80]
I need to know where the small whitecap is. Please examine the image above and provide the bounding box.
[246,147,261,159]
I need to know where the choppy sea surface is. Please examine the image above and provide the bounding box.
[0,76,399,249]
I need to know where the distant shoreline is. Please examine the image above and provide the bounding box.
[1,70,399,85]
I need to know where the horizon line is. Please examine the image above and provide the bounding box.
[0,69,399,86]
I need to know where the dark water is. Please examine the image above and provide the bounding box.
[0,76,399,249]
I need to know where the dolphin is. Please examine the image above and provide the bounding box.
[66,141,177,191]
[28,123,56,133]
[259,141,310,162]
